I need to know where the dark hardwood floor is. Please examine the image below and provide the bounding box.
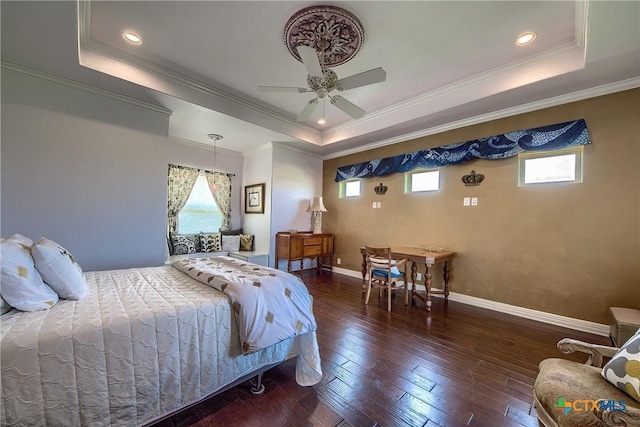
[154,271,610,427]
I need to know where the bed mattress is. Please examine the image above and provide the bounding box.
[0,264,321,426]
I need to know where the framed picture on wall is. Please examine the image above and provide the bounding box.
[244,183,265,214]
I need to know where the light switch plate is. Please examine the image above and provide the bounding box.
[463,197,470,206]
[471,197,478,206]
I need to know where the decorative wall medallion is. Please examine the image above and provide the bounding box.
[374,182,388,195]
[284,5,364,68]
[462,170,485,186]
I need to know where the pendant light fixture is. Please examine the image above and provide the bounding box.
[208,133,223,192]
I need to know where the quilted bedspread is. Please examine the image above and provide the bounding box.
[172,256,317,354]
[0,265,322,426]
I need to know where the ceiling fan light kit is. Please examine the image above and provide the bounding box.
[257,5,386,123]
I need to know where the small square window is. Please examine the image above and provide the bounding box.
[340,180,361,198]
[518,147,583,185]
[345,180,361,197]
[406,170,440,193]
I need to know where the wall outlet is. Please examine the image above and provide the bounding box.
[336,258,341,265]
[471,197,478,206]
[463,197,470,206]
[376,201,381,208]
[416,273,422,281]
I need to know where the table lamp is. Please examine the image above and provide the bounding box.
[307,197,328,234]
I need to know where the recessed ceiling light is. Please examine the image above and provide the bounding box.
[516,32,536,46]
[123,32,142,45]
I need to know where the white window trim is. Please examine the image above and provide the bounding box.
[340,179,361,198]
[518,146,583,186]
[405,169,441,193]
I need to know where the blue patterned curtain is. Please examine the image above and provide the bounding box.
[335,119,590,182]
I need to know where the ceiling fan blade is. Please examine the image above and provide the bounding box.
[297,98,319,122]
[257,86,310,93]
[297,45,323,78]
[337,67,387,91]
[331,95,365,119]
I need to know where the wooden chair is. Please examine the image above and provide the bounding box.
[364,246,408,312]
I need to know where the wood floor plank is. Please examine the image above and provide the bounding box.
[150,271,610,427]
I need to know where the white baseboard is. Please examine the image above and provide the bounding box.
[332,266,362,278]
[330,267,609,337]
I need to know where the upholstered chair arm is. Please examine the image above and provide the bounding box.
[594,405,640,426]
[556,338,619,368]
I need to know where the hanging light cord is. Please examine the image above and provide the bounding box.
[207,133,224,191]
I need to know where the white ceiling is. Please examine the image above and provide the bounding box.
[2,1,639,157]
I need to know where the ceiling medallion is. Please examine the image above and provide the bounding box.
[284,5,364,68]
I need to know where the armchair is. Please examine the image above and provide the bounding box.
[533,338,640,426]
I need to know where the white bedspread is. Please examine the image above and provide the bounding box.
[0,265,322,427]
[172,256,317,354]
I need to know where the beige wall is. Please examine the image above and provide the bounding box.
[322,89,640,324]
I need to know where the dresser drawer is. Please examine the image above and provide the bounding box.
[304,237,322,246]
[303,246,321,256]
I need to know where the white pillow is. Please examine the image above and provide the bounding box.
[221,234,241,252]
[8,233,34,247]
[0,239,59,311]
[32,238,87,300]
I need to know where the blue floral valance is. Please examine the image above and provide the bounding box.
[335,119,590,182]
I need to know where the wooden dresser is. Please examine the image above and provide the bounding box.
[275,231,333,274]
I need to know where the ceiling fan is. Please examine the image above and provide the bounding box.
[258,45,386,122]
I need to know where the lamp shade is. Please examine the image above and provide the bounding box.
[307,196,328,212]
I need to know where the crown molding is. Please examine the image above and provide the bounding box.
[168,136,242,156]
[77,0,321,145]
[322,40,586,145]
[270,141,324,159]
[241,142,273,157]
[240,141,323,159]
[323,77,640,160]
[327,42,582,137]
[321,1,591,145]
[1,61,173,116]
[77,0,599,152]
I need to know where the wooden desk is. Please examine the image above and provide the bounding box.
[276,232,333,274]
[360,246,455,312]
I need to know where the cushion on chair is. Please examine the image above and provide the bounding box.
[372,266,403,279]
[534,358,635,427]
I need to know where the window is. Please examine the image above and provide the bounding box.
[177,174,222,234]
[406,170,440,193]
[518,147,583,185]
[340,180,361,198]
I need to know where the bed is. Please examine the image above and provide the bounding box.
[0,256,322,426]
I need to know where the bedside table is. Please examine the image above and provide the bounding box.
[228,251,269,266]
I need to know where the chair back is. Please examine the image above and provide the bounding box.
[365,246,404,280]
[364,246,409,311]
[365,246,392,270]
